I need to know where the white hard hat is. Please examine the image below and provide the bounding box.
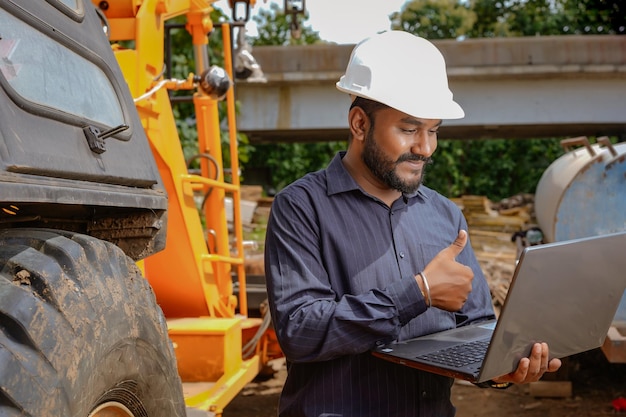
[336,31,464,120]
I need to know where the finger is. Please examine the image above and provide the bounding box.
[447,230,468,258]
[541,343,550,373]
[548,358,562,372]
[510,357,530,383]
[528,343,548,380]
[528,343,543,376]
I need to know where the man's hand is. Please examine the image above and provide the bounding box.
[492,342,562,384]
[418,230,474,311]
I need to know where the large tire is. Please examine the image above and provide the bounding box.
[0,228,185,417]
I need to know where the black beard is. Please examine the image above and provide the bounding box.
[362,128,433,194]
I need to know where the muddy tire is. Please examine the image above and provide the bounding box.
[0,228,185,417]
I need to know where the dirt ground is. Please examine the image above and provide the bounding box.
[223,348,626,417]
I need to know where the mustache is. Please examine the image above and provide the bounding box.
[396,154,433,165]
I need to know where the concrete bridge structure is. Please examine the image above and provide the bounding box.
[234,35,626,143]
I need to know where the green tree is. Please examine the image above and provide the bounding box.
[424,138,566,200]
[466,0,510,37]
[467,0,626,37]
[390,0,476,39]
[248,142,347,192]
[559,0,626,34]
[504,0,566,36]
[251,2,321,46]
[394,0,626,39]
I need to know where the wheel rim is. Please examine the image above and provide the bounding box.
[88,402,136,417]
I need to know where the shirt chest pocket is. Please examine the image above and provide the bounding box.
[412,243,447,273]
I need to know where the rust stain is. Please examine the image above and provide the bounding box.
[277,86,292,130]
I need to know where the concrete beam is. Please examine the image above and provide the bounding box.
[235,36,626,142]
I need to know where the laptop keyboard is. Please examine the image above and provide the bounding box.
[416,340,489,368]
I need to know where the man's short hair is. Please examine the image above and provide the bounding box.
[349,96,390,119]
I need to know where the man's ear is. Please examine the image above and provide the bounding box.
[348,106,369,142]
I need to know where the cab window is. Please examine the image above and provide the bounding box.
[56,0,80,10]
[0,8,124,128]
[46,0,85,19]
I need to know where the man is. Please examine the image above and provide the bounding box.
[264,31,561,417]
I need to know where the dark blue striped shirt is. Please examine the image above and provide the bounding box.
[265,152,495,417]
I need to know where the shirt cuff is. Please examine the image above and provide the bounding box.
[386,276,429,325]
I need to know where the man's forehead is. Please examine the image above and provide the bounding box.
[399,117,443,127]
[376,107,442,129]
[376,105,442,127]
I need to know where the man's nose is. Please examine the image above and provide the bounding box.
[410,131,433,156]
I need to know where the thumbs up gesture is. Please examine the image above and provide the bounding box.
[418,230,474,312]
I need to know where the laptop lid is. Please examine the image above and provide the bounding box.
[373,231,626,383]
[479,231,626,381]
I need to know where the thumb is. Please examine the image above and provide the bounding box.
[447,230,468,258]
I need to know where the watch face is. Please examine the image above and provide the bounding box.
[475,381,513,390]
[489,381,513,389]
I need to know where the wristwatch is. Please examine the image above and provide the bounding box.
[474,380,513,390]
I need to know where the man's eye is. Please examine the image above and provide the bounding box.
[401,128,417,134]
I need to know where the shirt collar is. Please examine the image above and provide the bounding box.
[326,151,429,200]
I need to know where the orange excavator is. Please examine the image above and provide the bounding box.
[0,0,281,415]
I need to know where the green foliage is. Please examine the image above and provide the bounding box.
[558,0,626,34]
[390,0,476,39]
[504,0,565,36]
[166,17,197,163]
[246,141,346,191]
[251,3,322,46]
[424,138,566,200]
[467,0,626,37]
[396,0,626,38]
[466,0,510,37]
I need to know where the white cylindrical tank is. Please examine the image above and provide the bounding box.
[535,137,626,244]
[535,136,626,324]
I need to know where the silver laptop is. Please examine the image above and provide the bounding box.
[372,231,626,384]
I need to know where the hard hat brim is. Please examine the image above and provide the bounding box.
[336,83,465,120]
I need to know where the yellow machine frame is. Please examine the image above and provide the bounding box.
[95,0,270,414]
